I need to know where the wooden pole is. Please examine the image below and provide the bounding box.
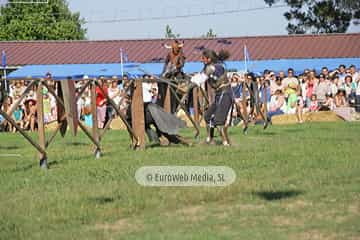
[0,109,46,155]
[131,79,145,149]
[90,79,100,157]
[193,86,199,123]
[164,85,171,113]
[36,81,48,169]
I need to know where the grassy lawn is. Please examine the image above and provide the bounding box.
[0,122,360,239]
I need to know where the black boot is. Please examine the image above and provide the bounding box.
[146,128,160,144]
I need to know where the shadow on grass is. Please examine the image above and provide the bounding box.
[261,131,277,136]
[65,141,88,146]
[283,128,303,133]
[253,190,303,201]
[0,146,20,150]
[10,163,36,173]
[88,196,116,204]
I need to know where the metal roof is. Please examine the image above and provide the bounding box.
[1,33,359,66]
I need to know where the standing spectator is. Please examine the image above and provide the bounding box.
[349,65,359,83]
[43,92,52,124]
[329,76,338,97]
[108,79,121,106]
[282,68,298,90]
[278,71,286,80]
[338,64,347,83]
[270,76,283,95]
[356,78,360,112]
[343,75,356,104]
[321,67,330,79]
[296,88,304,123]
[315,74,330,104]
[305,76,317,108]
[96,79,108,129]
[285,83,298,114]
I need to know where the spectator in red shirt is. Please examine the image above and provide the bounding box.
[96,79,108,128]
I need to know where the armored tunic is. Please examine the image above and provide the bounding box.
[203,63,233,127]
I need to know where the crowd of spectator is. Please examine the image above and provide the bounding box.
[1,64,360,132]
[230,64,360,124]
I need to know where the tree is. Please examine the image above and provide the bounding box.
[165,24,180,39]
[0,0,86,40]
[264,0,360,34]
[202,28,217,38]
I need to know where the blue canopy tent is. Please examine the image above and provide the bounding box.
[7,58,360,80]
[7,63,144,80]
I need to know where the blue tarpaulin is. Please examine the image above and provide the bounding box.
[7,58,360,80]
[7,63,143,80]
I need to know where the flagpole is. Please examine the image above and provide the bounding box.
[3,67,7,93]
[1,50,7,94]
[120,48,124,78]
[244,45,248,73]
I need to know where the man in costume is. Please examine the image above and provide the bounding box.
[193,49,233,146]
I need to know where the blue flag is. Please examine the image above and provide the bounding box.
[1,50,6,68]
[244,45,251,72]
[120,48,129,63]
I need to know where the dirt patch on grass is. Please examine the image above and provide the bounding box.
[95,218,143,234]
[272,216,304,227]
[174,205,206,222]
[291,230,339,240]
[348,204,359,215]
[285,200,311,210]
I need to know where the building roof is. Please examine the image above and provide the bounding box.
[1,33,360,66]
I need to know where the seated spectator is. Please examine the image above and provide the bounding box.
[319,93,335,111]
[267,89,285,122]
[335,89,347,108]
[24,99,37,132]
[309,94,319,112]
[12,102,24,132]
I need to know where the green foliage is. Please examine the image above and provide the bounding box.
[264,0,360,34]
[0,0,86,40]
[165,24,180,39]
[202,28,217,38]
[0,122,360,239]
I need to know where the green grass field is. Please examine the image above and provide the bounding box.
[0,122,360,240]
